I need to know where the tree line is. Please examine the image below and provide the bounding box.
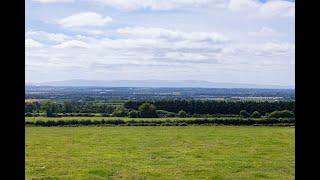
[124,100,294,115]
[26,117,295,127]
[25,101,116,114]
[26,100,295,118]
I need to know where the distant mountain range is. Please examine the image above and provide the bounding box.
[27,79,294,89]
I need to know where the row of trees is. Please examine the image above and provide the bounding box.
[239,110,294,118]
[26,100,295,118]
[124,100,294,115]
[25,101,116,114]
[111,103,158,118]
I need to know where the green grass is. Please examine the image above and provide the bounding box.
[26,126,294,179]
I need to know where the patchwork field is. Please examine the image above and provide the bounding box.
[26,126,294,179]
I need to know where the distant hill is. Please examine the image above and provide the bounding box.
[27,79,294,89]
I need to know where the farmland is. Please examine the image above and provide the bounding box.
[25,86,295,179]
[25,86,295,101]
[26,126,294,179]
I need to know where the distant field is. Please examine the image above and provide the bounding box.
[26,126,294,179]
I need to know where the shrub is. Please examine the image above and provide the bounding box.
[25,112,33,117]
[251,111,261,118]
[239,110,250,118]
[138,103,158,118]
[156,110,176,117]
[101,113,110,117]
[161,122,173,126]
[112,107,128,117]
[178,122,188,126]
[268,110,294,118]
[32,113,41,117]
[128,110,140,118]
[177,110,187,118]
[167,112,176,117]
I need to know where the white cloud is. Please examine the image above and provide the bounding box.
[117,27,229,43]
[32,0,74,3]
[259,0,295,18]
[53,40,90,48]
[26,30,70,43]
[258,42,294,56]
[26,27,294,83]
[57,12,113,28]
[25,39,43,48]
[228,0,260,12]
[26,0,295,85]
[248,27,282,38]
[222,42,294,60]
[90,0,227,10]
[87,0,294,19]
[164,52,218,63]
[228,0,294,18]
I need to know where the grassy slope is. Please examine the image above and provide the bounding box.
[26,126,294,179]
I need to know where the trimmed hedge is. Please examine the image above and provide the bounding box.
[25,117,294,126]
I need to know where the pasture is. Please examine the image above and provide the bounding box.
[26,126,294,179]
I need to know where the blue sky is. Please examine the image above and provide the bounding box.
[26,0,295,86]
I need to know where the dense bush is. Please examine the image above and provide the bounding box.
[251,111,261,118]
[26,101,116,114]
[128,110,140,118]
[27,117,295,127]
[240,110,250,118]
[41,101,58,117]
[124,100,295,115]
[100,113,110,117]
[268,110,294,118]
[156,110,176,117]
[25,112,33,117]
[178,122,188,126]
[25,101,41,113]
[26,99,295,118]
[138,103,158,118]
[112,107,128,117]
[177,110,187,118]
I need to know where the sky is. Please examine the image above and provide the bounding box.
[25,0,295,86]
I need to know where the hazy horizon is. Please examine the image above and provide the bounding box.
[25,79,294,89]
[26,0,295,85]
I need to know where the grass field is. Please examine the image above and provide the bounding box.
[26,126,294,179]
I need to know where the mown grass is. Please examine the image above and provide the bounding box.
[26,126,294,179]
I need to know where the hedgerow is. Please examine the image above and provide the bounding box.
[26,117,294,126]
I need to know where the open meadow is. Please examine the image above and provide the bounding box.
[26,126,294,179]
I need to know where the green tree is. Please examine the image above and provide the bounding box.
[128,110,139,118]
[138,103,158,118]
[239,110,250,118]
[41,101,58,117]
[177,110,187,118]
[251,111,261,118]
[268,110,294,118]
[63,101,73,113]
[112,107,128,117]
